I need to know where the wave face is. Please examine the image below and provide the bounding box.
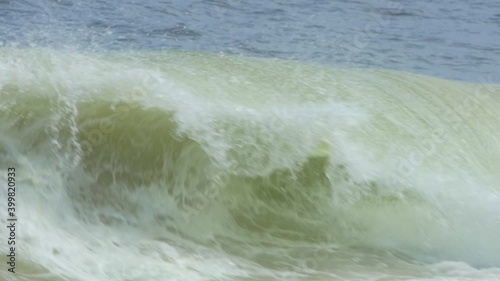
[1,48,500,281]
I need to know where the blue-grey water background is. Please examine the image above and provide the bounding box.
[1,0,499,82]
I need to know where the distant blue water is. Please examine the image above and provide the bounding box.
[0,0,499,81]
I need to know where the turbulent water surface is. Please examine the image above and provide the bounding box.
[0,1,500,281]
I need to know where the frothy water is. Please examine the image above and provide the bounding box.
[1,49,500,280]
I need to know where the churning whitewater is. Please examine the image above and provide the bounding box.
[1,48,500,281]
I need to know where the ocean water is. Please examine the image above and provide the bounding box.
[0,1,499,281]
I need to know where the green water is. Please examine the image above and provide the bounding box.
[1,49,500,280]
